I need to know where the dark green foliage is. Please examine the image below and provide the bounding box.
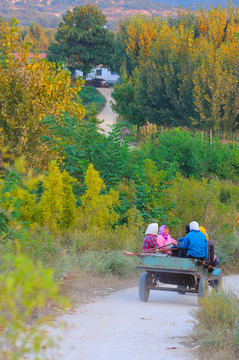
[77,85,106,113]
[135,129,239,180]
[47,4,115,74]
[112,72,146,128]
[41,113,132,188]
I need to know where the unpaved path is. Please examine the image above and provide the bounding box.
[96,88,117,135]
[44,275,239,360]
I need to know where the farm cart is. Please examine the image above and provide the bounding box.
[136,255,222,302]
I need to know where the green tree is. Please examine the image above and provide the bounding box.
[112,70,146,141]
[47,4,115,75]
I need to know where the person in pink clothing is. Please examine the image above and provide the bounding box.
[157,225,177,254]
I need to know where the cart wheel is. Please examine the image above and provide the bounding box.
[139,272,150,302]
[215,275,223,292]
[177,285,186,294]
[198,277,208,299]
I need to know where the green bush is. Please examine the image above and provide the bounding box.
[77,85,106,113]
[77,250,139,277]
[135,128,239,180]
[215,232,239,267]
[165,175,239,238]
[0,253,67,360]
[17,226,60,258]
[42,114,132,188]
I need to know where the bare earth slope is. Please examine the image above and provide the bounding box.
[0,0,175,28]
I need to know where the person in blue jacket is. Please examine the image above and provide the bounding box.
[181,221,208,261]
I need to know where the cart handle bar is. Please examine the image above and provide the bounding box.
[123,243,179,256]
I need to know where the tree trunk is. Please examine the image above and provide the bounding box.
[201,129,204,138]
[210,128,213,147]
[221,130,226,144]
[232,130,235,143]
[137,124,140,143]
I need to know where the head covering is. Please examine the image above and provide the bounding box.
[190,221,200,231]
[199,226,209,241]
[159,225,169,240]
[145,223,158,236]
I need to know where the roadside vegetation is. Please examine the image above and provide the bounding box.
[78,85,106,113]
[0,3,239,359]
[192,290,239,360]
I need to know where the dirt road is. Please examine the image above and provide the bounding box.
[44,275,239,360]
[96,88,117,135]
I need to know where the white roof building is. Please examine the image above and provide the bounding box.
[75,66,120,84]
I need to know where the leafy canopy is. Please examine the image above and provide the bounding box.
[0,19,85,168]
[47,4,115,74]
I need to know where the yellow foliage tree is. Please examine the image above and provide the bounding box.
[0,20,85,169]
[39,161,77,234]
[79,163,120,230]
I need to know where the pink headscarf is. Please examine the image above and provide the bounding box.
[159,225,169,241]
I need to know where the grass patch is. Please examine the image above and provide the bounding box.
[192,289,239,360]
[78,85,106,113]
[46,249,140,306]
[77,250,139,277]
[215,232,239,271]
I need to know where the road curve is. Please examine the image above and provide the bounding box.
[96,88,117,135]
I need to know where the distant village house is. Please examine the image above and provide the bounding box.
[75,65,120,85]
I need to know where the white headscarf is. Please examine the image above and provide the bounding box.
[145,223,158,235]
[190,221,200,231]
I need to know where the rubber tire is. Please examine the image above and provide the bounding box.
[139,272,150,302]
[198,277,208,299]
[177,285,186,294]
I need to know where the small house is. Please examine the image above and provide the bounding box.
[75,65,120,85]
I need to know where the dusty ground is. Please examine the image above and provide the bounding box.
[41,274,239,360]
[60,269,138,306]
[96,88,117,135]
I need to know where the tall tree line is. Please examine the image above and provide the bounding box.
[112,5,239,141]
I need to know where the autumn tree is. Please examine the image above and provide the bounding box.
[47,4,115,75]
[0,20,85,168]
[39,161,77,234]
[78,163,120,230]
[0,17,19,63]
[113,5,239,137]
[21,22,55,52]
[113,15,161,76]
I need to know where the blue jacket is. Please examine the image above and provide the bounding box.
[181,230,208,259]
